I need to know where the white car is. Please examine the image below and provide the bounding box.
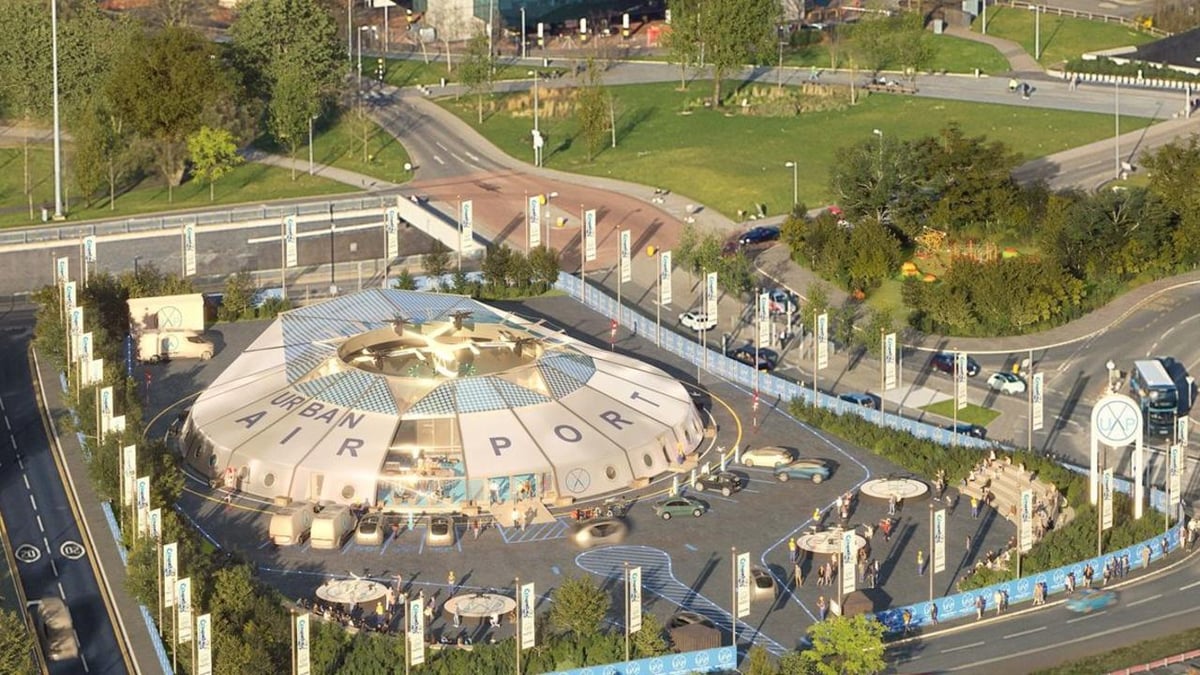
[679,311,717,331]
[740,446,795,468]
[987,372,1027,395]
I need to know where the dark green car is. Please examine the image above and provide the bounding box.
[654,495,708,520]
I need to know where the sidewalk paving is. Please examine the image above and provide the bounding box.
[943,25,1046,77]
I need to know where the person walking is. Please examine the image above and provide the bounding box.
[817,595,828,621]
[788,537,798,564]
[793,562,803,588]
[971,496,980,519]
[994,589,1004,616]
[975,595,985,620]
[917,549,925,577]
[928,603,939,626]
[902,608,913,635]
[888,494,898,516]
[447,570,456,592]
[813,507,822,524]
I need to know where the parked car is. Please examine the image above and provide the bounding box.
[679,310,718,331]
[838,392,878,410]
[730,346,776,372]
[945,422,988,439]
[693,471,744,497]
[666,611,716,630]
[767,288,794,314]
[1066,589,1117,613]
[741,446,795,468]
[738,226,781,246]
[773,458,832,483]
[355,513,385,546]
[426,515,456,547]
[654,495,708,520]
[987,371,1027,395]
[572,518,629,549]
[930,352,981,377]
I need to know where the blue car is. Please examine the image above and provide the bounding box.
[773,459,831,484]
[738,226,781,246]
[1065,589,1116,613]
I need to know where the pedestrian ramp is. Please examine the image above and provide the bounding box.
[576,545,789,656]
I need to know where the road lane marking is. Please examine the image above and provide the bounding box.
[43,537,50,553]
[433,155,445,165]
[50,558,58,577]
[58,581,65,599]
[36,515,43,533]
[23,474,29,489]
[941,641,985,654]
[1066,610,1106,623]
[465,151,480,162]
[435,142,448,151]
[1180,580,1200,590]
[29,494,37,510]
[4,414,9,429]
[1127,593,1162,607]
[1004,626,1046,639]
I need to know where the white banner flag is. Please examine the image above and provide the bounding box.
[584,209,597,262]
[1019,489,1034,553]
[1032,371,1045,432]
[69,306,83,339]
[385,207,400,260]
[64,280,76,312]
[55,256,69,285]
[528,196,542,248]
[177,577,193,643]
[80,332,93,366]
[122,445,136,508]
[460,199,473,252]
[884,332,898,390]
[659,250,672,306]
[162,542,178,608]
[408,597,425,666]
[148,508,162,542]
[757,293,770,347]
[619,229,631,283]
[110,415,126,436]
[182,223,197,277]
[88,358,104,387]
[735,551,751,619]
[1102,468,1114,531]
[817,312,829,370]
[628,567,642,634]
[520,582,536,649]
[284,216,298,268]
[83,235,97,264]
[135,475,151,537]
[705,272,719,320]
[196,613,212,675]
[933,508,946,573]
[840,529,856,596]
[99,386,114,438]
[1178,417,1189,448]
[954,352,968,411]
[1169,444,1182,511]
[296,612,311,675]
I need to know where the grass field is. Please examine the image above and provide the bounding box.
[442,80,1151,218]
[778,34,1011,75]
[920,400,1001,426]
[0,146,356,229]
[259,112,414,186]
[973,7,1156,66]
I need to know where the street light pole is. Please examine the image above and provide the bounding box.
[784,161,798,210]
[1115,82,1121,180]
[347,0,353,61]
[51,0,64,218]
[328,205,337,296]
[521,6,527,60]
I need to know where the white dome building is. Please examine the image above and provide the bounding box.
[182,289,705,511]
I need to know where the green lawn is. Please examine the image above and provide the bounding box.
[309,111,413,185]
[0,146,355,229]
[383,56,566,89]
[441,81,1151,218]
[974,7,1156,66]
[920,400,1001,426]
[1033,626,1200,674]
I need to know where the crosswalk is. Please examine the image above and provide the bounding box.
[499,518,571,544]
[576,545,789,655]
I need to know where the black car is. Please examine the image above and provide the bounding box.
[737,226,781,246]
[730,346,776,371]
[692,471,744,497]
[930,352,980,377]
[945,422,988,439]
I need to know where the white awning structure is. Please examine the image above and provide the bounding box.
[183,289,704,510]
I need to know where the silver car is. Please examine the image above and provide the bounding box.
[740,446,795,468]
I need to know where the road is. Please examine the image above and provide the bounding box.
[0,306,127,674]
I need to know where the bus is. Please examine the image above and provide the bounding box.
[1129,359,1178,438]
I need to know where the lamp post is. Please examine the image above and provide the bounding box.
[528,70,541,166]
[784,161,798,210]
[1030,5,1042,61]
[328,205,338,296]
[1114,82,1122,180]
[357,26,376,90]
[346,0,353,61]
[521,6,527,60]
[651,247,664,348]
[51,0,64,219]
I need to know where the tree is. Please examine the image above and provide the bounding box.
[267,59,321,180]
[229,0,343,104]
[577,59,610,161]
[0,0,51,197]
[394,269,417,290]
[72,102,109,207]
[106,26,232,201]
[422,244,452,289]
[188,126,243,201]
[219,271,255,321]
[548,575,609,638]
[856,307,895,358]
[893,13,937,84]
[697,0,780,106]
[528,245,561,291]
[631,612,669,658]
[460,32,494,124]
[848,13,899,73]
[743,645,779,675]
[662,0,703,89]
[0,608,35,675]
[801,614,886,675]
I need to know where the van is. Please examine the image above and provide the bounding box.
[310,505,357,550]
[29,597,79,662]
[269,504,317,546]
[138,329,214,363]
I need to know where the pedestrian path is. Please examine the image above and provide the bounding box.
[240,148,398,191]
[942,25,1046,76]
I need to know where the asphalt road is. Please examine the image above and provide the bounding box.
[0,307,126,674]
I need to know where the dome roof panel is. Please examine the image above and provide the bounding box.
[406,382,459,416]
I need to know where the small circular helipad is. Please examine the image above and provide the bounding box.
[860,476,929,501]
[796,528,868,555]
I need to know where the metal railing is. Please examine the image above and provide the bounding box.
[1000,0,1171,38]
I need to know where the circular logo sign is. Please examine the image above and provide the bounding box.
[60,541,85,560]
[1093,395,1141,447]
[15,544,40,563]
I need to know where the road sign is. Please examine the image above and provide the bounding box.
[15,544,40,563]
[60,541,85,560]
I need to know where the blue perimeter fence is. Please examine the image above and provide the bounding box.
[547,646,737,675]
[557,273,1183,636]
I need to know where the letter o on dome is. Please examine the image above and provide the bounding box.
[554,424,583,443]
